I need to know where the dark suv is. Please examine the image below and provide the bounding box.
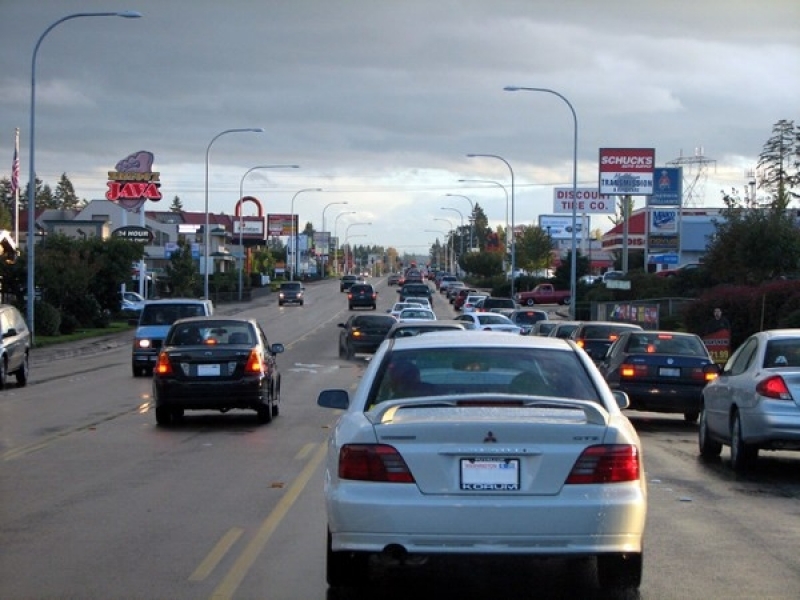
[398,282,434,307]
[278,281,304,306]
[479,297,517,313]
[348,283,377,310]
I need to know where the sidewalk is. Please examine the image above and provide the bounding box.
[30,286,276,366]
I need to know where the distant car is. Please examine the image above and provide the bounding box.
[387,301,424,319]
[506,308,549,335]
[152,317,284,426]
[452,288,478,311]
[398,282,434,307]
[387,273,401,286]
[338,314,397,359]
[656,263,702,278]
[579,275,601,285]
[569,321,644,363]
[455,312,522,334]
[548,321,582,340]
[120,291,145,315]
[403,296,431,309]
[0,304,31,389]
[602,270,626,283]
[317,332,645,592]
[531,320,559,337]
[437,275,458,293]
[340,274,359,292]
[446,282,467,302]
[462,294,489,314]
[397,308,437,323]
[700,329,800,471]
[478,297,517,313]
[384,320,466,340]
[131,298,215,377]
[599,330,718,423]
[348,283,377,310]
[278,281,304,306]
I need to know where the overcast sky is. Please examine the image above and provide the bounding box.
[1,0,798,255]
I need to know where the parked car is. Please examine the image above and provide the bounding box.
[599,330,718,423]
[506,308,549,335]
[384,320,466,340]
[131,298,214,377]
[317,331,645,591]
[120,291,145,315]
[278,281,304,306]
[152,317,284,426]
[338,314,397,359]
[454,312,522,334]
[0,304,31,389]
[700,329,800,471]
[348,283,378,310]
[340,274,359,292]
[569,321,644,364]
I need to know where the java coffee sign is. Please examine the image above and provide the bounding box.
[106,150,162,212]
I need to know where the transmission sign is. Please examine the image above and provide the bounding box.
[599,148,655,195]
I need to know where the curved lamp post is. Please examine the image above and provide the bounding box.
[458,178,509,270]
[504,86,579,319]
[321,201,348,277]
[434,217,455,274]
[440,207,464,259]
[466,154,516,297]
[445,193,474,251]
[333,210,356,275]
[237,164,299,300]
[27,10,142,337]
[204,127,264,299]
[344,221,371,274]
[289,187,323,281]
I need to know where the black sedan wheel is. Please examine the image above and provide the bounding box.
[15,354,29,387]
[155,406,176,427]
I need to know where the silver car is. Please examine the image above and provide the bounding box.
[317,331,646,591]
[700,329,800,471]
[454,312,523,334]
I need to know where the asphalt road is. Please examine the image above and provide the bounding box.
[3,278,800,599]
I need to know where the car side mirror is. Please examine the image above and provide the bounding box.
[318,389,350,410]
[270,343,285,355]
[612,390,630,409]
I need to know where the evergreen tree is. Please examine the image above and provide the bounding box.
[169,195,184,212]
[164,239,199,296]
[54,173,80,210]
[757,119,800,210]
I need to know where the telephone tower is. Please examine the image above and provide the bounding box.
[667,147,716,207]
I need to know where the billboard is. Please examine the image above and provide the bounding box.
[648,167,683,206]
[267,214,297,237]
[552,187,615,214]
[599,148,655,195]
[538,215,591,240]
[233,218,265,237]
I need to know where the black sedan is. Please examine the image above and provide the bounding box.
[598,330,718,423]
[152,317,284,426]
[338,314,396,359]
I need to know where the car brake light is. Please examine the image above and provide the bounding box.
[756,375,794,400]
[339,444,415,483]
[245,350,264,374]
[155,352,172,375]
[566,445,640,484]
[620,363,648,378]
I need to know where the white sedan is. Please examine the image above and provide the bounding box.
[317,332,646,591]
[396,308,437,323]
[454,312,523,334]
[387,301,424,319]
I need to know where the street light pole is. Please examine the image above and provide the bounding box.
[457,179,509,270]
[424,229,448,271]
[237,164,299,300]
[333,211,356,276]
[466,154,516,298]
[445,193,474,251]
[440,207,464,260]
[434,217,454,274]
[26,10,142,338]
[204,127,264,299]
[321,201,348,277]
[289,187,323,281]
[344,222,371,275]
[504,86,579,319]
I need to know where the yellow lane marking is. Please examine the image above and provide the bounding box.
[189,528,244,581]
[294,442,316,461]
[210,442,328,600]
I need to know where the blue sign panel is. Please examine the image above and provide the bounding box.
[648,167,682,206]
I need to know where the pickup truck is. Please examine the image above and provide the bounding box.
[514,283,571,306]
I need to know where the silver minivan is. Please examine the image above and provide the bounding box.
[0,304,31,388]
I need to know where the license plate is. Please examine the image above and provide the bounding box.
[659,367,681,377]
[460,458,520,491]
[197,364,221,376]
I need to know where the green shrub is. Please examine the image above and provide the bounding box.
[60,313,80,335]
[35,301,61,336]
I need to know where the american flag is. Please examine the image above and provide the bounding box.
[10,129,20,197]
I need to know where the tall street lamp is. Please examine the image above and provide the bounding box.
[424,229,448,271]
[204,127,264,299]
[321,201,348,277]
[237,164,299,300]
[445,193,474,251]
[26,10,142,337]
[289,187,323,281]
[333,210,356,275]
[504,86,579,319]
[440,207,464,258]
[344,222,371,275]
[458,178,509,270]
[467,154,516,298]
[434,217,454,274]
